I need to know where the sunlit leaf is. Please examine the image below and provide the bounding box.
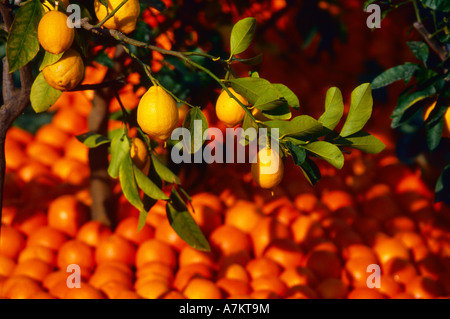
[230,17,256,56]
[30,72,62,113]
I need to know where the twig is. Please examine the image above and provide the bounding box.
[94,0,128,28]
[413,21,449,62]
[68,78,126,91]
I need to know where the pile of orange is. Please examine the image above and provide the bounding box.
[2,101,450,298]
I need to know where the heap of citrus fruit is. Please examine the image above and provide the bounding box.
[1,81,450,299]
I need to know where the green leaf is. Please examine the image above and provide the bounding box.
[166,189,210,251]
[134,163,169,200]
[371,63,420,89]
[285,141,306,166]
[39,51,63,71]
[30,72,62,113]
[108,130,130,179]
[420,0,450,12]
[319,87,344,130]
[334,131,386,154]
[6,0,43,73]
[435,164,450,204]
[303,141,344,170]
[183,107,208,153]
[273,84,300,109]
[140,0,167,11]
[407,41,429,65]
[300,157,321,186]
[391,85,436,128]
[265,115,323,140]
[261,104,291,120]
[93,51,114,68]
[340,83,373,137]
[230,17,257,56]
[76,133,110,148]
[227,77,286,111]
[151,153,180,184]
[119,154,147,231]
[424,101,447,151]
[232,53,263,66]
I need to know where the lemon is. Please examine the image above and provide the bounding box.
[137,86,179,141]
[251,147,284,189]
[38,10,74,55]
[215,88,248,128]
[130,137,150,175]
[42,48,84,91]
[94,0,140,34]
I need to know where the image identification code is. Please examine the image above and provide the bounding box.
[179,303,269,316]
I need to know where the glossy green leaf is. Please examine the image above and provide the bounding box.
[39,51,63,71]
[285,141,306,165]
[300,157,321,186]
[424,102,447,151]
[6,0,43,73]
[151,153,180,184]
[76,133,110,148]
[230,17,256,56]
[134,163,169,200]
[273,84,300,109]
[303,141,344,169]
[232,53,263,66]
[407,41,429,65]
[30,72,62,113]
[183,107,208,153]
[261,104,291,120]
[340,83,373,137]
[334,131,386,154]
[166,189,210,251]
[371,63,420,89]
[319,87,344,130]
[265,115,323,140]
[108,130,130,179]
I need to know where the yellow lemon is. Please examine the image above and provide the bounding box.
[42,48,84,91]
[137,86,179,141]
[130,137,150,175]
[94,0,140,34]
[251,147,284,189]
[215,88,248,128]
[38,10,74,55]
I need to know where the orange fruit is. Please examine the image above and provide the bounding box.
[135,239,177,269]
[0,225,26,260]
[250,217,291,257]
[178,245,216,269]
[383,258,418,285]
[224,200,263,234]
[263,238,304,268]
[48,195,90,237]
[154,217,188,252]
[136,279,170,299]
[2,276,43,299]
[406,276,444,299]
[12,258,53,282]
[316,278,348,299]
[115,216,154,246]
[76,220,112,247]
[29,291,56,299]
[347,287,386,299]
[280,266,318,288]
[64,136,89,164]
[17,161,51,183]
[35,123,69,150]
[246,257,282,281]
[95,234,137,267]
[0,255,16,277]
[98,281,130,299]
[136,261,174,284]
[57,240,95,277]
[285,285,318,299]
[42,270,69,291]
[250,290,279,299]
[293,192,320,213]
[304,250,342,279]
[344,257,379,288]
[27,226,68,251]
[218,263,250,283]
[116,290,143,299]
[320,190,354,212]
[173,263,214,291]
[51,158,90,185]
[290,215,325,248]
[52,108,87,135]
[26,141,61,167]
[188,193,223,236]
[64,283,106,299]
[216,278,252,298]
[209,225,252,257]
[373,237,410,265]
[342,244,378,262]
[183,277,223,299]
[89,265,133,290]
[374,275,403,298]
[18,245,57,267]
[251,275,288,297]
[12,207,47,236]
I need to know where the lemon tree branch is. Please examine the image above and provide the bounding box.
[94,0,129,28]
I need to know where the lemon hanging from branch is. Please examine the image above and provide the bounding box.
[37,9,74,55]
[94,0,141,34]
